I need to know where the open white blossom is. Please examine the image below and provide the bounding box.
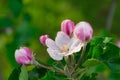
[46,31,84,60]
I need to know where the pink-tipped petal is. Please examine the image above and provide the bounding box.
[61,19,74,36]
[16,56,31,64]
[23,47,32,60]
[40,35,50,45]
[15,47,33,65]
[74,21,93,42]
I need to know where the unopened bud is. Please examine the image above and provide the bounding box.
[15,47,33,65]
[74,21,93,42]
[61,19,74,36]
[40,35,50,45]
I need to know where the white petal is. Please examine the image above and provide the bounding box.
[46,38,60,50]
[68,37,76,48]
[15,49,26,59]
[55,31,71,47]
[47,48,63,60]
[65,38,84,56]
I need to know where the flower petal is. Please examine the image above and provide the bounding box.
[46,38,60,50]
[65,38,84,56]
[16,56,31,64]
[15,49,26,59]
[55,31,71,47]
[47,48,63,60]
[23,47,33,60]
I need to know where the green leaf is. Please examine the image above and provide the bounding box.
[28,67,47,80]
[103,37,113,44]
[19,65,28,80]
[40,71,55,80]
[80,73,97,80]
[84,63,109,77]
[109,72,120,80]
[107,57,120,72]
[101,43,119,60]
[8,67,20,80]
[74,68,87,80]
[82,59,101,67]
[100,43,120,72]
[92,45,103,59]
[109,57,120,64]
[52,73,66,80]
[90,37,104,46]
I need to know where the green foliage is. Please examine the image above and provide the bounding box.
[0,17,13,28]
[82,37,120,80]
[9,65,28,80]
[28,67,47,80]
[39,71,70,80]
[7,37,120,80]
[92,45,103,59]
[8,67,20,80]
[82,59,101,67]
[40,71,55,80]
[71,37,120,79]
[9,0,23,17]
[19,65,28,80]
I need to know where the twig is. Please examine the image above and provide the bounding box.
[64,56,72,78]
[33,60,65,75]
[106,0,116,31]
[71,45,86,75]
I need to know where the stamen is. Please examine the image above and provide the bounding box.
[60,44,69,52]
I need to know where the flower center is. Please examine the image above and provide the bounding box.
[60,44,69,52]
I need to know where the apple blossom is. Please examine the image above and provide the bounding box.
[74,21,93,42]
[61,19,74,36]
[40,35,50,45]
[15,47,33,65]
[45,31,84,60]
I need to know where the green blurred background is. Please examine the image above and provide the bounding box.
[0,0,120,80]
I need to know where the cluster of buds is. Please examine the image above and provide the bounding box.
[15,19,93,65]
[39,19,93,60]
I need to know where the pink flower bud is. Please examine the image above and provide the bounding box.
[40,35,50,45]
[61,19,74,36]
[15,47,33,65]
[74,21,93,42]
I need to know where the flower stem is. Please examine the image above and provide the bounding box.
[33,60,65,75]
[33,60,52,70]
[64,56,72,78]
[71,45,86,75]
[70,54,75,67]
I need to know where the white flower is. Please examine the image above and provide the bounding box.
[46,31,84,60]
